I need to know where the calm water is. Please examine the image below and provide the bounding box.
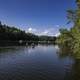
[0,45,80,80]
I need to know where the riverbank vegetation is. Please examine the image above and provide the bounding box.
[57,0,80,59]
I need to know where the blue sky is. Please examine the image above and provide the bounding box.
[0,0,76,36]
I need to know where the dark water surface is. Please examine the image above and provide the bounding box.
[0,45,79,80]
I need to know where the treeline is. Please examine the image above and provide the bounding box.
[56,0,80,58]
[0,22,38,41]
[0,21,56,44]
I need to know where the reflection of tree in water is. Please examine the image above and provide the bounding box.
[58,45,80,80]
[57,45,72,58]
[63,59,80,80]
[70,59,80,80]
[58,44,80,59]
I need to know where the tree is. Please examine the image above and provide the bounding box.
[0,21,1,26]
[57,0,80,55]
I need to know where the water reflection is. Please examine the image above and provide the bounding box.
[57,45,73,59]
[0,44,80,80]
[58,45,80,80]
[70,59,80,80]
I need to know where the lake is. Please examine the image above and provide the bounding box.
[0,44,80,80]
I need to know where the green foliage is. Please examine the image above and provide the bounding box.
[67,9,77,24]
[57,28,72,46]
[57,0,80,58]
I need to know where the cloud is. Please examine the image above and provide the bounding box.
[26,27,37,33]
[25,26,60,36]
[55,32,60,37]
[40,30,49,35]
[28,28,32,32]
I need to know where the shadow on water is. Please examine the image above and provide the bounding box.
[57,45,73,58]
[57,44,80,80]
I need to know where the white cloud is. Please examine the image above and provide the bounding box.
[55,32,60,37]
[26,27,37,33]
[40,30,49,35]
[28,28,32,32]
[25,26,60,36]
